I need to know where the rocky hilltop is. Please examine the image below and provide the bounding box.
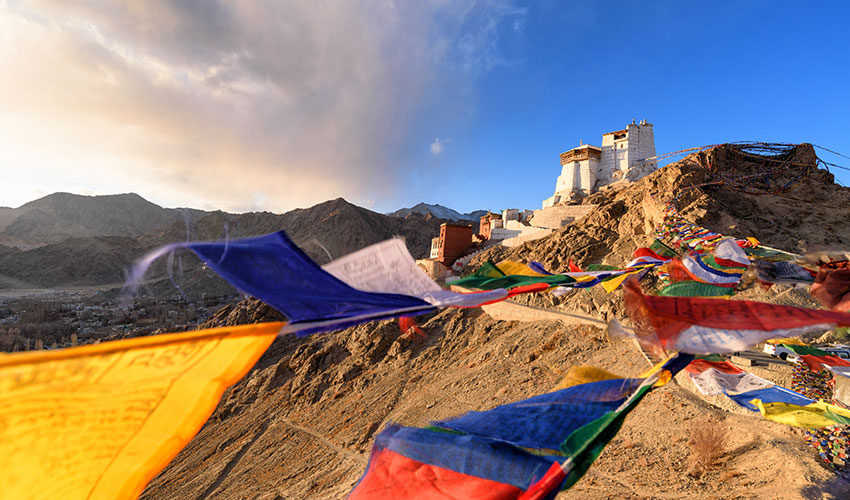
[141,143,850,499]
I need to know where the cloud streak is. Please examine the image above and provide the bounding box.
[0,0,525,212]
[430,138,445,155]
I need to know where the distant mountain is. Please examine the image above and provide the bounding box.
[387,202,486,221]
[146,197,452,264]
[0,192,207,247]
[0,195,458,289]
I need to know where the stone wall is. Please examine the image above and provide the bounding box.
[500,228,553,247]
[529,204,597,230]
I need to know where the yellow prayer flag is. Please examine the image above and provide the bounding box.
[496,260,546,277]
[752,399,850,428]
[0,321,283,500]
[600,270,639,293]
[554,366,621,390]
[765,337,807,346]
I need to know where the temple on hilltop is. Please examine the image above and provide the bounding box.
[542,120,656,208]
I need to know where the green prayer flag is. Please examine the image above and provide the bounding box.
[450,273,578,290]
[586,264,620,271]
[782,344,831,356]
[472,260,507,278]
[558,384,653,490]
[658,281,735,297]
[650,239,679,258]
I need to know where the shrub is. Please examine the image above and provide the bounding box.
[687,418,728,474]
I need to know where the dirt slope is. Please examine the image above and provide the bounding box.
[142,302,848,499]
[142,144,850,499]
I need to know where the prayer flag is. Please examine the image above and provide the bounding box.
[528,261,555,275]
[657,281,735,297]
[752,400,850,428]
[322,238,508,308]
[810,260,850,313]
[0,322,282,500]
[684,359,772,396]
[753,261,814,285]
[622,279,850,353]
[496,261,548,277]
[782,344,850,373]
[349,354,692,499]
[182,231,437,335]
[649,239,679,258]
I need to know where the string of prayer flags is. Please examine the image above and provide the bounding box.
[781,344,850,374]
[805,426,850,469]
[678,239,748,288]
[0,321,283,500]
[348,354,692,499]
[683,360,850,428]
[791,362,834,400]
[622,279,850,354]
[135,232,512,336]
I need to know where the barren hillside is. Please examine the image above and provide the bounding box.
[141,143,850,499]
[0,196,470,289]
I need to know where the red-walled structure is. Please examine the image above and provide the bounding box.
[437,223,473,266]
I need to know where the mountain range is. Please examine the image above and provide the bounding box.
[0,193,482,290]
[387,202,487,221]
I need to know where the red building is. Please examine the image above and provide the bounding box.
[478,212,501,240]
[436,223,473,266]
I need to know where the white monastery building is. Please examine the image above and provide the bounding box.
[542,120,656,208]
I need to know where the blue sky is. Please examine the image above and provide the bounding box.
[410,1,850,214]
[1,1,848,214]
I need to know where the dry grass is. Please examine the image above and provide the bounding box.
[687,418,729,475]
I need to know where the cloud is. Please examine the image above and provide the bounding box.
[0,1,526,212]
[430,138,445,155]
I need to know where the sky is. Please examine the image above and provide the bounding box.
[1,1,849,215]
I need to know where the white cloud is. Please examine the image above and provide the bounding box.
[0,1,526,212]
[430,137,445,155]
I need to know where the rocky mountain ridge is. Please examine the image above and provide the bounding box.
[388,202,486,221]
[0,195,464,290]
[0,192,207,248]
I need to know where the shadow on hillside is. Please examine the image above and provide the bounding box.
[800,470,850,499]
